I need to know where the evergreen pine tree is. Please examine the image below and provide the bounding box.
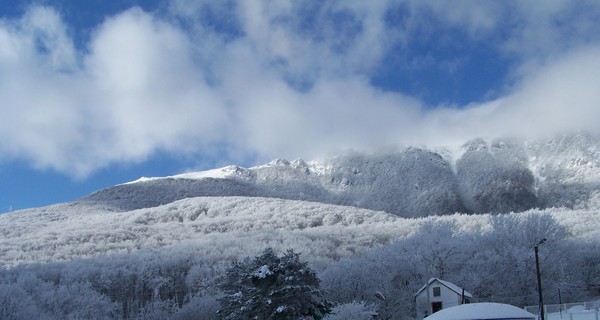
[218,248,330,319]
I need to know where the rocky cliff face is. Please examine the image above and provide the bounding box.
[83,132,600,217]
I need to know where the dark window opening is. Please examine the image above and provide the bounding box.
[433,287,441,297]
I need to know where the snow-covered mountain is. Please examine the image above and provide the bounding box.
[82,132,600,217]
[1,132,600,319]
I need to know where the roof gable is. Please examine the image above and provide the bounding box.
[415,278,473,298]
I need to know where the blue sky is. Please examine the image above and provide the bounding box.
[2,1,600,212]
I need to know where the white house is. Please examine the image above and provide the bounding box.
[415,278,473,319]
[422,302,536,320]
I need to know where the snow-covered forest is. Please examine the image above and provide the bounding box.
[1,198,599,319]
[1,133,600,319]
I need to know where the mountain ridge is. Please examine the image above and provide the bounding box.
[81,132,600,217]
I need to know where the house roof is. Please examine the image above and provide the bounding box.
[422,302,536,320]
[415,278,473,298]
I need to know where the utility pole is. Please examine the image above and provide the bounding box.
[535,238,547,320]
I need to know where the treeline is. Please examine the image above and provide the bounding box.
[1,212,598,319]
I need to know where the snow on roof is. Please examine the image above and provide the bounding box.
[415,278,473,298]
[423,302,536,320]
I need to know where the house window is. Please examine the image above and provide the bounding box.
[432,301,443,313]
[433,287,441,297]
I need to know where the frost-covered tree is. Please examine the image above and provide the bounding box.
[325,301,377,320]
[218,248,330,320]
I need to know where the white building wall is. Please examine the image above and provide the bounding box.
[415,280,466,320]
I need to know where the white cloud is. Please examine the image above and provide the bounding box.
[0,7,226,176]
[1,2,600,176]
[83,8,225,156]
[498,46,600,137]
[407,0,503,38]
[0,7,82,169]
[422,45,600,145]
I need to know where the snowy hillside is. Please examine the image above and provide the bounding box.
[0,197,412,268]
[1,132,600,319]
[1,196,599,269]
[1,195,599,319]
[82,132,600,217]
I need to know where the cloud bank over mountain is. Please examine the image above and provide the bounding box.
[1,1,600,177]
